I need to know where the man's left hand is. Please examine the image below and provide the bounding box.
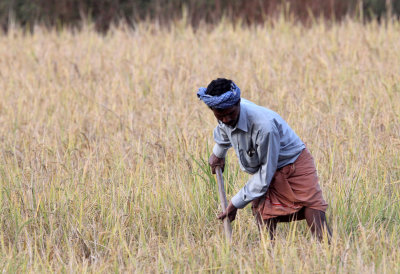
[218,201,238,222]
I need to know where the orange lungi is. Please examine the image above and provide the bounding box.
[252,148,328,220]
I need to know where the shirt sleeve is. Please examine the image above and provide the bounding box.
[212,124,232,158]
[231,126,280,209]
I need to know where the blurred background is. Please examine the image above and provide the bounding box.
[1,0,400,32]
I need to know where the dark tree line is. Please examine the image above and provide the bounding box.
[1,0,399,32]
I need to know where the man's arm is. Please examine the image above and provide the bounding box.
[209,125,232,174]
[231,126,280,209]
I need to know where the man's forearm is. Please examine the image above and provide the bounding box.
[212,143,230,158]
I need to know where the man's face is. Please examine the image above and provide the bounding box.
[211,103,240,128]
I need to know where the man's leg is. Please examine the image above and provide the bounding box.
[257,209,304,240]
[271,209,305,240]
[263,218,278,240]
[255,213,277,240]
[304,207,332,242]
[275,207,305,223]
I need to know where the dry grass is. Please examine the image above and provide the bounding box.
[0,18,399,272]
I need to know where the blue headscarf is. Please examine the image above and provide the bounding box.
[197,82,241,109]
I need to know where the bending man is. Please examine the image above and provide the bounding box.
[197,78,332,241]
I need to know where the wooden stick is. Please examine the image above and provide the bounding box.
[215,166,232,241]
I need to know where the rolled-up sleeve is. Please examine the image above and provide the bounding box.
[231,127,280,209]
[212,125,232,158]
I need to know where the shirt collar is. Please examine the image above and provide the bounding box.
[234,102,248,132]
[217,102,248,132]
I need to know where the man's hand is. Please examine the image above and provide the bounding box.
[218,201,238,222]
[209,153,225,174]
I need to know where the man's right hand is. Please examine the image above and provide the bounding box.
[209,153,225,174]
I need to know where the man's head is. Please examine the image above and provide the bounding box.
[205,78,234,97]
[197,78,241,127]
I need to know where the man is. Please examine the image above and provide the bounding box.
[197,78,331,241]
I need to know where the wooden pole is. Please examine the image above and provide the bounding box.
[215,166,232,241]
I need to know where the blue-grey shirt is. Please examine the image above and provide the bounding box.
[212,99,305,209]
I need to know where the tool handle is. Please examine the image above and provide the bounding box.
[215,166,232,241]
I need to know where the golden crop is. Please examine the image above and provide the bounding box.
[0,18,399,272]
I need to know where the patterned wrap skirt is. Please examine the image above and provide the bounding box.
[252,148,328,220]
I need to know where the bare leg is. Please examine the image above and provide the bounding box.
[304,207,332,242]
[264,218,277,240]
[256,208,304,240]
[275,207,305,223]
[255,213,277,240]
